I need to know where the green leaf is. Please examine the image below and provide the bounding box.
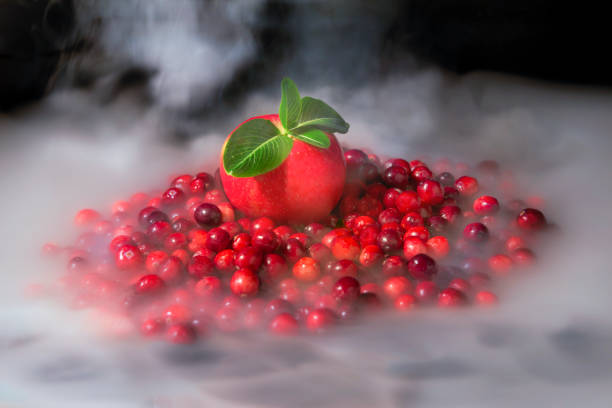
[223,119,294,177]
[291,96,350,134]
[292,129,330,148]
[278,77,301,130]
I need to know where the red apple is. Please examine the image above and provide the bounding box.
[220,114,346,223]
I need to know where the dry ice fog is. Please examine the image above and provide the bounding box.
[1,1,612,407]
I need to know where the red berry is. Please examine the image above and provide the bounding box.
[439,205,462,224]
[411,166,433,182]
[417,179,444,206]
[187,255,214,279]
[438,288,467,308]
[135,274,165,295]
[404,226,429,242]
[448,278,471,293]
[330,259,359,278]
[488,254,514,276]
[293,257,321,282]
[395,191,421,214]
[403,237,428,259]
[269,313,299,335]
[115,245,143,270]
[193,203,222,228]
[359,244,384,267]
[230,268,260,297]
[516,208,546,231]
[74,209,101,226]
[475,290,499,306]
[284,238,306,263]
[414,280,438,304]
[407,254,437,280]
[383,165,410,189]
[473,195,500,215]
[262,253,288,282]
[512,248,536,266]
[161,187,186,208]
[377,229,402,253]
[401,212,424,229]
[214,249,235,272]
[205,227,230,252]
[463,222,489,242]
[331,235,361,261]
[194,276,222,297]
[394,294,417,311]
[252,230,280,253]
[383,276,412,299]
[166,324,197,344]
[455,176,479,196]
[306,308,337,332]
[383,188,402,208]
[426,236,450,259]
[141,318,164,337]
[333,276,361,303]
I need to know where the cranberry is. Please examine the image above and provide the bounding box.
[230,268,260,297]
[109,235,134,253]
[147,221,172,245]
[383,188,402,208]
[135,274,165,295]
[166,324,197,344]
[440,205,462,224]
[161,187,186,208]
[463,222,489,242]
[74,209,100,226]
[383,276,412,299]
[426,236,450,259]
[359,244,384,267]
[516,208,546,230]
[194,276,222,297]
[331,259,359,278]
[331,235,361,261]
[171,218,195,233]
[251,230,280,253]
[306,308,337,332]
[377,229,402,253]
[358,162,380,183]
[438,288,467,308]
[366,183,388,199]
[158,256,183,284]
[333,276,361,303]
[475,290,498,306]
[382,256,406,277]
[344,149,369,169]
[293,257,321,282]
[189,173,214,195]
[164,304,191,325]
[401,212,425,229]
[164,232,187,251]
[403,237,428,259]
[193,203,222,228]
[214,249,235,272]
[383,165,410,189]
[378,208,401,225]
[141,318,164,337]
[414,281,438,304]
[205,227,230,252]
[488,254,514,275]
[235,247,264,271]
[232,232,251,251]
[264,298,295,317]
[284,238,306,263]
[262,254,288,281]
[417,179,444,206]
[473,195,500,215]
[455,176,479,196]
[358,225,379,247]
[322,228,350,248]
[394,294,417,311]
[269,313,299,335]
[250,217,276,235]
[407,254,437,280]
[138,207,169,227]
[273,225,295,242]
[304,223,327,240]
[395,191,421,214]
[187,255,214,279]
[115,245,142,270]
[449,278,471,293]
[436,172,455,186]
[404,226,429,242]
[512,248,536,265]
[411,166,433,182]
[145,250,169,273]
[308,243,332,263]
[384,158,411,172]
[469,272,491,288]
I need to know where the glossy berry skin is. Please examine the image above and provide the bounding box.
[417,179,444,206]
[377,229,402,253]
[230,268,260,297]
[115,245,143,270]
[407,254,437,281]
[293,257,321,282]
[395,191,421,214]
[221,115,345,223]
[436,172,455,186]
[463,222,490,242]
[438,288,467,308]
[382,256,406,277]
[473,195,500,215]
[488,254,514,275]
[333,276,361,303]
[269,313,299,335]
[359,244,384,268]
[440,205,462,224]
[140,318,164,337]
[394,294,417,311]
[403,237,428,259]
[306,308,337,332]
[205,227,230,252]
[251,230,280,253]
[383,165,410,189]
[331,235,361,261]
[516,208,546,231]
[331,259,358,278]
[135,274,165,295]
[194,276,222,297]
[214,249,235,272]
[411,166,433,182]
[166,324,197,344]
[188,255,214,279]
[284,238,306,263]
[234,247,264,271]
[426,236,450,259]
[262,254,288,281]
[193,203,222,229]
[344,149,369,169]
[414,281,438,304]
[161,187,186,208]
[455,176,479,196]
[383,276,412,299]
[138,207,169,228]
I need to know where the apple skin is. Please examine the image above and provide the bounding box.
[220,114,346,223]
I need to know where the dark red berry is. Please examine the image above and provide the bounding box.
[383,165,410,189]
[193,203,222,228]
[377,229,402,253]
[463,222,489,242]
[235,247,264,271]
[205,227,230,252]
[473,195,500,215]
[407,254,437,280]
[135,274,165,294]
[269,313,299,335]
[417,179,444,206]
[516,208,546,231]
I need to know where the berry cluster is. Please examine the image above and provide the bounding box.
[41,151,549,344]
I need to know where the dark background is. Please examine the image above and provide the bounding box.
[1,0,609,111]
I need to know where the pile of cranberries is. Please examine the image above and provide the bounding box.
[39,149,550,344]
